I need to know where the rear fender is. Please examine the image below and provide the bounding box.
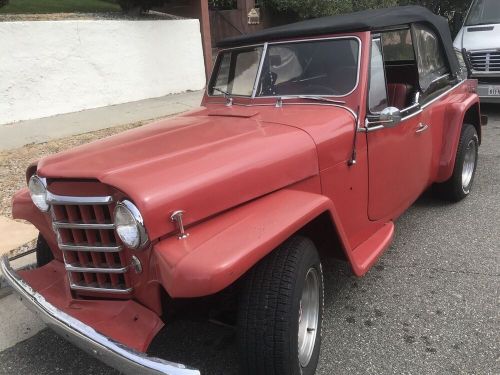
[153,189,351,298]
[437,96,480,182]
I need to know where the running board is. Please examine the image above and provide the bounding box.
[350,222,394,276]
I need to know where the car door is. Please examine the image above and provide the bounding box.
[366,34,433,221]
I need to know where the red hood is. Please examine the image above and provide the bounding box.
[37,107,319,240]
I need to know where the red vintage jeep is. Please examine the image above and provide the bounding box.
[1,6,485,375]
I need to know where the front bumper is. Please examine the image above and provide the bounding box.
[0,255,200,375]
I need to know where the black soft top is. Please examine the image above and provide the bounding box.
[218,5,459,77]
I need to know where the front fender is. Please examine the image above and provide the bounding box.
[12,188,61,260]
[437,93,480,182]
[153,189,350,298]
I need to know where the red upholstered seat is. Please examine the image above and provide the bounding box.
[387,83,413,110]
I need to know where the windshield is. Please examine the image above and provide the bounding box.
[209,38,360,98]
[465,0,500,26]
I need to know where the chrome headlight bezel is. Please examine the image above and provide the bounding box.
[114,200,149,250]
[28,175,50,212]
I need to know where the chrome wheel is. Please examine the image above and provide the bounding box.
[462,139,477,193]
[298,267,320,368]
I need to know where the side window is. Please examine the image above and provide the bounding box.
[381,30,415,62]
[369,38,388,113]
[412,25,449,93]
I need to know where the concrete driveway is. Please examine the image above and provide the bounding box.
[0,106,498,375]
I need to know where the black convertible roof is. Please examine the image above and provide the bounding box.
[218,6,459,77]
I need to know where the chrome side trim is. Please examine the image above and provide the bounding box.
[47,193,113,206]
[59,243,122,253]
[65,264,129,274]
[53,221,115,230]
[366,79,467,133]
[0,255,200,375]
[69,283,133,294]
[421,79,467,110]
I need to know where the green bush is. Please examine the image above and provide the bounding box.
[262,0,397,19]
[209,0,237,10]
[0,0,9,8]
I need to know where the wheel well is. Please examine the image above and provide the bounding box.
[464,103,481,144]
[296,211,347,262]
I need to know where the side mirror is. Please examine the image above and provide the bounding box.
[379,107,402,128]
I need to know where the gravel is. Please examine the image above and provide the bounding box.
[0,122,143,219]
[0,11,183,22]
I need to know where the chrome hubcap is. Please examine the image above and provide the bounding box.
[298,267,320,368]
[462,139,477,192]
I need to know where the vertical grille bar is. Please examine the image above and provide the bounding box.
[79,205,107,287]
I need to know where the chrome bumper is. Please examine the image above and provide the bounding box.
[476,82,500,103]
[0,255,200,375]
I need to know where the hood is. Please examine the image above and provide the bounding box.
[455,24,500,51]
[37,108,319,240]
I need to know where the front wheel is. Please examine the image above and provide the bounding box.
[238,236,324,375]
[435,123,479,202]
[36,234,54,267]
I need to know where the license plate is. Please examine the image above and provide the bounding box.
[488,86,500,96]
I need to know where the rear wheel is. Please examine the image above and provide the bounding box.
[435,124,479,202]
[238,236,324,375]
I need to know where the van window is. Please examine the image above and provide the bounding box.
[465,0,500,26]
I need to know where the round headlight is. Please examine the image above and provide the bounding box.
[114,200,148,249]
[28,175,49,212]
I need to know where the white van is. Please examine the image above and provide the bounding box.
[454,0,500,103]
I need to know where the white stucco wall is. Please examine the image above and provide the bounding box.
[0,20,206,125]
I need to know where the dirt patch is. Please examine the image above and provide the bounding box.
[0,122,144,219]
[0,11,182,22]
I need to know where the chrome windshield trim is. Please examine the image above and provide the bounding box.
[0,255,200,375]
[207,35,362,101]
[47,192,113,206]
[258,36,362,99]
[251,42,268,98]
[53,221,115,230]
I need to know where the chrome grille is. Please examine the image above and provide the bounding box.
[49,192,133,295]
[468,51,500,72]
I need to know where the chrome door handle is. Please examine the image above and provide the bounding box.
[416,123,429,133]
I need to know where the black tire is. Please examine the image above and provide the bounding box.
[238,236,324,375]
[434,124,479,202]
[36,234,53,267]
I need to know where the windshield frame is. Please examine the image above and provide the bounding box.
[464,0,500,27]
[207,35,362,100]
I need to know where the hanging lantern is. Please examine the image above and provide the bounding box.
[247,8,260,25]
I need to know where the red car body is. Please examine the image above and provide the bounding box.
[2,7,483,375]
